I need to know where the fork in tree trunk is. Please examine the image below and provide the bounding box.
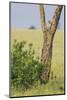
[39,5,63,82]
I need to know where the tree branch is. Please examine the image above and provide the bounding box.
[49,5,63,35]
[39,5,46,33]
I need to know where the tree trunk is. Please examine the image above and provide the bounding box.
[39,5,63,82]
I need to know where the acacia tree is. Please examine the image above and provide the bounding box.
[39,5,63,82]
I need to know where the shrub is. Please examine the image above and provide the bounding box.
[29,26,36,29]
[11,40,45,89]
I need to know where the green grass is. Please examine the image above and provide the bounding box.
[11,29,64,97]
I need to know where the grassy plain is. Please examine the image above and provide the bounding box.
[11,29,64,96]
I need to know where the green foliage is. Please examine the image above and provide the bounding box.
[11,40,45,89]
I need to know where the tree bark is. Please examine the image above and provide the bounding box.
[39,5,63,82]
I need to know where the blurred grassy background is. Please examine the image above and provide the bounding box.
[11,29,64,96]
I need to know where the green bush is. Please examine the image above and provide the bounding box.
[11,40,45,89]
